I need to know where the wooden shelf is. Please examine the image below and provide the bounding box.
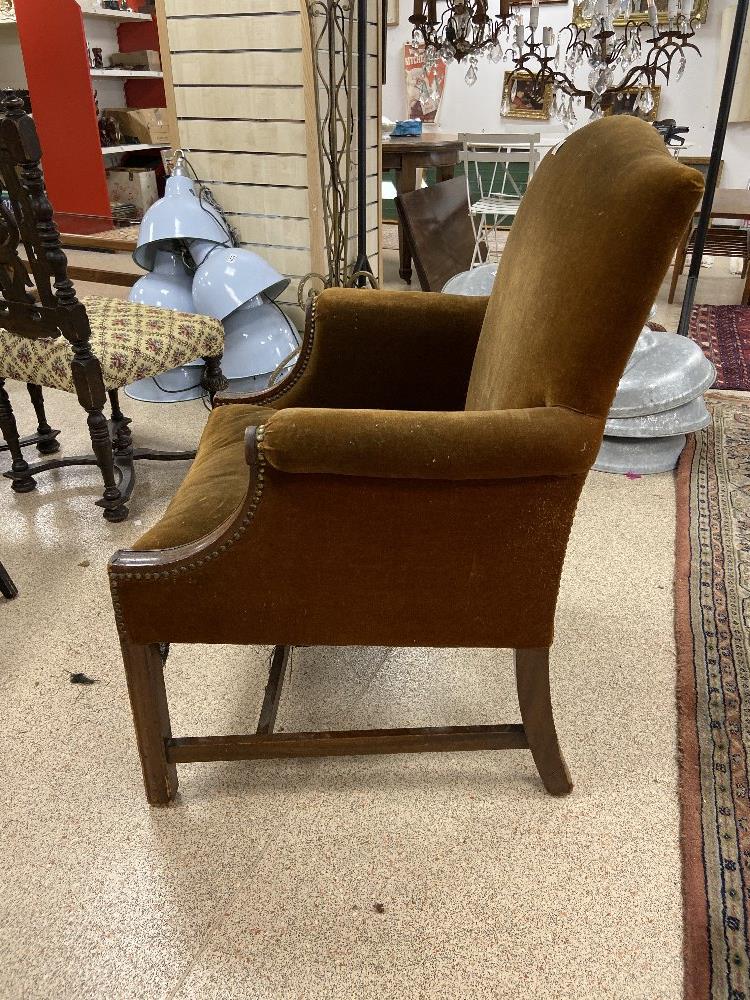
[91,68,163,78]
[101,142,169,154]
[80,7,153,21]
[1,7,152,24]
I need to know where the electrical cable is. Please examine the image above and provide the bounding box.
[266,296,301,386]
[177,150,238,248]
[152,374,203,393]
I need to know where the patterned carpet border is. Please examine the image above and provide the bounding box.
[676,395,750,1000]
[689,305,750,392]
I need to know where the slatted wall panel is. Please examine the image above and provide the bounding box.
[163,0,381,329]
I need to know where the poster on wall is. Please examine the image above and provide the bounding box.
[404,43,446,123]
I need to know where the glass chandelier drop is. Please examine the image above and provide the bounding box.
[409,0,700,128]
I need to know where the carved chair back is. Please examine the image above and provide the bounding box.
[0,90,109,411]
[0,91,93,350]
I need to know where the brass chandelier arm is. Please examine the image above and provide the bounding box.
[409,0,701,120]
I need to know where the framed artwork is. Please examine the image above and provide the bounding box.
[501,70,552,121]
[387,0,399,25]
[573,0,709,26]
[404,42,447,121]
[600,85,661,121]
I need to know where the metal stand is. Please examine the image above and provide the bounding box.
[353,0,373,285]
[677,0,749,336]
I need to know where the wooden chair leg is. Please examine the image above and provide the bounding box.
[0,559,18,599]
[26,384,60,455]
[83,406,128,522]
[743,262,750,306]
[108,390,137,503]
[515,647,573,796]
[201,355,228,406]
[0,379,36,493]
[121,640,178,805]
[668,224,691,304]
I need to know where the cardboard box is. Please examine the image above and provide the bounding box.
[106,167,159,214]
[109,49,161,71]
[104,107,170,145]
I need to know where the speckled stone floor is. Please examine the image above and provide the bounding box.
[0,251,744,999]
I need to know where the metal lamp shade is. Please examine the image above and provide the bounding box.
[124,366,205,404]
[133,174,229,272]
[128,250,196,314]
[125,250,205,403]
[192,247,290,320]
[442,263,498,295]
[222,297,299,379]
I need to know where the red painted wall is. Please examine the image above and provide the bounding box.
[14,0,111,218]
[119,19,166,109]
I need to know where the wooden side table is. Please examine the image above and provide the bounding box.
[668,188,750,305]
[382,132,462,284]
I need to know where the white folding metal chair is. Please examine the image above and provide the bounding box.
[458,132,540,266]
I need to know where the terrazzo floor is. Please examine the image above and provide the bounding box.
[0,249,744,998]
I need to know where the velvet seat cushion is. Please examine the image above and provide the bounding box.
[134,403,274,551]
[0,297,224,393]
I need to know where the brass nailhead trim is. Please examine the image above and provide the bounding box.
[257,295,317,404]
[109,297,321,638]
[109,423,271,638]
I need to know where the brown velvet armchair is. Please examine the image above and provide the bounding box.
[109,118,703,805]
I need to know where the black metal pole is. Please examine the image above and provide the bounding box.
[353,0,372,284]
[677,0,749,336]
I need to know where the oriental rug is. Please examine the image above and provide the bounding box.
[677,395,750,999]
[689,305,750,391]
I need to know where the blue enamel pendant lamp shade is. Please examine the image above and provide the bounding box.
[125,153,298,403]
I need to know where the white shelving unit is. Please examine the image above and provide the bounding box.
[101,141,168,154]
[81,7,152,21]
[91,68,162,78]
[0,6,152,28]
[86,9,163,159]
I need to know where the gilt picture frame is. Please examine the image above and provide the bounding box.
[600,84,661,121]
[573,0,709,26]
[501,70,553,121]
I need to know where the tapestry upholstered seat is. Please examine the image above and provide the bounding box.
[0,92,227,522]
[0,297,223,394]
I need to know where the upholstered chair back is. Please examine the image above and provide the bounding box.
[465,116,704,417]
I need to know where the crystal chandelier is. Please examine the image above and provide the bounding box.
[410,0,700,127]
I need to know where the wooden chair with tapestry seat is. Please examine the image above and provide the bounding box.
[0,92,227,522]
[108,117,704,805]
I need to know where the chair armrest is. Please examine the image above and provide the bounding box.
[259,405,604,480]
[216,287,489,412]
